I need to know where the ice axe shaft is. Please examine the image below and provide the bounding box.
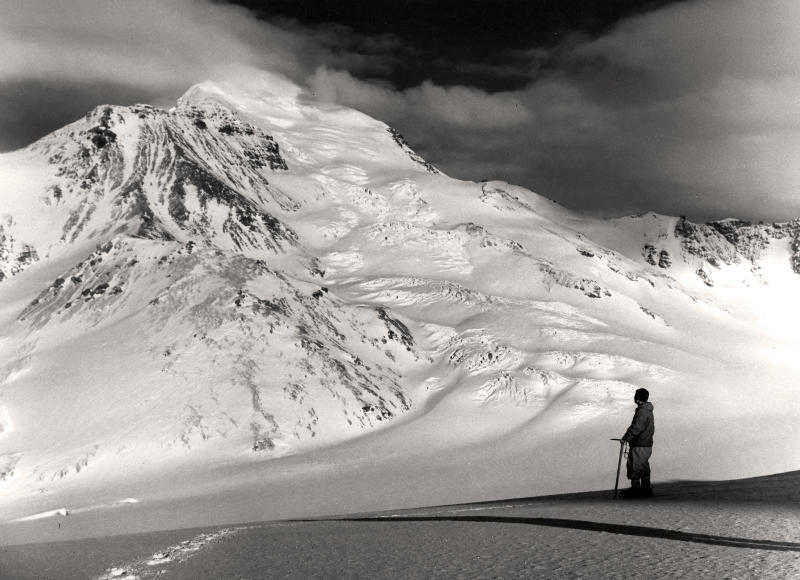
[611,438,626,499]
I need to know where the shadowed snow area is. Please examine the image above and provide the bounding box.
[0,71,799,556]
[0,471,798,579]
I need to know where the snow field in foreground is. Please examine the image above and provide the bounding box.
[1,471,798,580]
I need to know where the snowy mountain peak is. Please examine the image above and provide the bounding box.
[180,74,305,109]
[180,76,440,178]
[0,78,799,525]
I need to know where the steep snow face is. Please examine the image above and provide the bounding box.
[0,77,799,527]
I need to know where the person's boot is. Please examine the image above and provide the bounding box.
[621,478,641,499]
[641,475,654,497]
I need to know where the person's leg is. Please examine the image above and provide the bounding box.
[625,447,639,480]
[639,447,653,496]
[624,447,652,497]
[622,449,638,497]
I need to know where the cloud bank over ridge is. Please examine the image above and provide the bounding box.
[2,0,800,221]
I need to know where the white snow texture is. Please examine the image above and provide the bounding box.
[0,73,798,530]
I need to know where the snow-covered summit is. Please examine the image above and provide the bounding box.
[181,77,439,178]
[0,77,799,529]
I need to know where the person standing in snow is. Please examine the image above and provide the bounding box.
[620,387,654,498]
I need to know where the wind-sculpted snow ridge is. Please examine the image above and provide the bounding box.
[530,351,674,381]
[0,76,799,535]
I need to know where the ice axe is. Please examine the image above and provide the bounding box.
[610,438,627,499]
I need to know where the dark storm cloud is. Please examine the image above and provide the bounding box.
[234,0,687,91]
[0,0,408,150]
[0,0,284,150]
[309,0,800,221]
[551,0,800,220]
[0,0,269,85]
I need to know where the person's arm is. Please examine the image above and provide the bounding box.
[621,408,646,442]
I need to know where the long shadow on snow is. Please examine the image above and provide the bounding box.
[324,515,800,552]
[440,469,800,509]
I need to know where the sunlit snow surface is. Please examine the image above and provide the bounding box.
[0,74,799,541]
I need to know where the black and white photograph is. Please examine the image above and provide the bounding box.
[0,1,799,577]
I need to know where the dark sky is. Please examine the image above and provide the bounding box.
[3,0,800,222]
[227,0,684,90]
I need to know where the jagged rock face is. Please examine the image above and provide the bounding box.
[673,217,800,272]
[388,127,439,174]
[613,213,800,287]
[24,100,297,258]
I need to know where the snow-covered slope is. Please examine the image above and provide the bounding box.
[0,74,799,531]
